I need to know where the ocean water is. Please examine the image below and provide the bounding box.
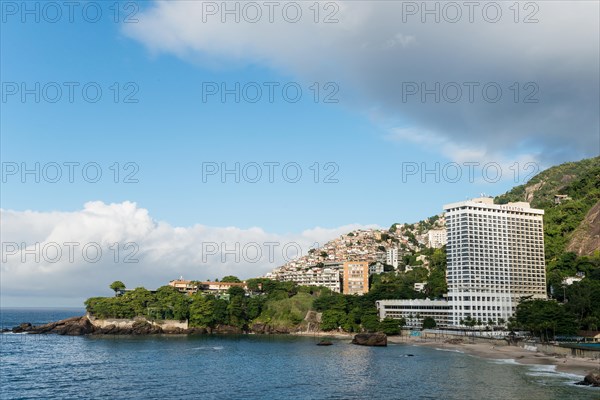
[1,309,599,400]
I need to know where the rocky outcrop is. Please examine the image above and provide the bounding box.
[250,323,291,334]
[210,325,244,335]
[12,316,95,335]
[186,327,209,335]
[351,333,387,347]
[576,373,600,387]
[567,200,600,256]
[11,323,32,333]
[6,317,326,336]
[7,316,182,336]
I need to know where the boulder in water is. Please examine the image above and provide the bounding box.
[352,333,387,347]
[577,373,600,387]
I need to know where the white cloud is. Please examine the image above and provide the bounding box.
[0,201,377,306]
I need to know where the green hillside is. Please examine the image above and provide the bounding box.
[496,156,600,263]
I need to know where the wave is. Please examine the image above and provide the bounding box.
[434,347,464,354]
[525,365,584,380]
[192,346,224,351]
[488,358,520,365]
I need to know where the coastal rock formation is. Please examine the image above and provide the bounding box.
[6,316,255,336]
[13,316,95,335]
[8,316,167,336]
[186,327,209,335]
[210,325,244,335]
[351,333,387,347]
[250,323,291,334]
[11,323,32,333]
[567,200,600,256]
[577,373,600,387]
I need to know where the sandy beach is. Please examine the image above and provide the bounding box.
[291,331,600,377]
[388,336,600,377]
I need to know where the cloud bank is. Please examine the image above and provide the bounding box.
[124,0,599,164]
[1,201,378,306]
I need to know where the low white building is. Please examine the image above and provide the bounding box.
[369,262,384,275]
[562,276,584,285]
[376,299,452,328]
[413,282,426,292]
[278,267,342,293]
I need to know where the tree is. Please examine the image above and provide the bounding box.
[227,296,246,328]
[513,299,578,341]
[122,287,153,316]
[221,275,242,283]
[189,294,215,327]
[246,296,265,321]
[154,286,189,320]
[380,317,402,335]
[321,310,346,331]
[228,286,246,298]
[361,312,381,332]
[422,317,437,329]
[110,281,126,294]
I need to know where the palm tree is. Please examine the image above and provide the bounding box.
[487,319,495,334]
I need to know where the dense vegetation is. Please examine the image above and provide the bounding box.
[86,240,448,333]
[496,156,599,265]
[85,278,409,333]
[512,253,600,339]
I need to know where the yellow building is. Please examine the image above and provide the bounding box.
[343,261,369,295]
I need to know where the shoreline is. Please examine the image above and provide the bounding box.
[388,336,600,377]
[290,331,354,339]
[6,315,600,378]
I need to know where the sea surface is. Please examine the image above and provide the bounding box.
[1,308,599,400]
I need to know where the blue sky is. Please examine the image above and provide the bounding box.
[1,1,598,305]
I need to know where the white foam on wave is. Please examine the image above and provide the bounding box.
[192,346,224,351]
[525,364,584,380]
[487,358,585,383]
[489,358,520,365]
[434,347,464,354]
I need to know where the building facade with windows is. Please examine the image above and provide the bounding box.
[444,197,546,326]
[386,248,399,269]
[376,299,452,328]
[377,198,547,328]
[343,261,370,295]
[427,229,447,248]
[275,267,342,293]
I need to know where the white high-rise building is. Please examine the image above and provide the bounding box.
[444,197,547,325]
[386,248,399,269]
[377,197,547,328]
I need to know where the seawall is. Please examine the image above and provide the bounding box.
[86,314,188,330]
